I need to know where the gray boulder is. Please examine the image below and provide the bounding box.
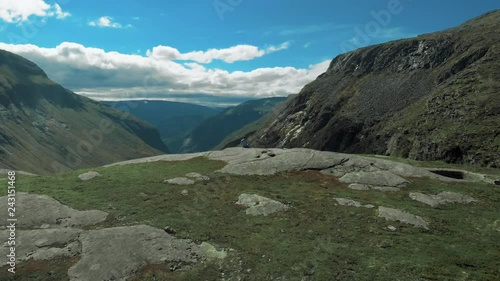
[185,172,210,181]
[0,228,82,262]
[410,192,478,207]
[78,171,101,181]
[164,177,196,185]
[236,194,289,216]
[0,193,108,229]
[371,186,401,192]
[378,206,429,229]
[67,225,203,281]
[347,183,400,192]
[348,184,370,191]
[340,171,409,187]
[334,198,375,208]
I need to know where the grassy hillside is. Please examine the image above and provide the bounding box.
[1,157,498,280]
[0,50,169,174]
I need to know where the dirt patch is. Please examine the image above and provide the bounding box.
[0,256,80,281]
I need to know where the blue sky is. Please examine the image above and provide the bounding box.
[0,0,498,106]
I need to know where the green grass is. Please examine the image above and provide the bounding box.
[1,158,499,280]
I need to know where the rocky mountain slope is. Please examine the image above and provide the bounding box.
[252,10,500,167]
[0,50,169,174]
[179,97,285,153]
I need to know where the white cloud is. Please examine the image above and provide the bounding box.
[0,42,330,102]
[147,42,290,64]
[88,16,128,28]
[50,4,70,19]
[265,42,290,53]
[0,0,70,23]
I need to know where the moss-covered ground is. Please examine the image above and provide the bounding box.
[1,157,499,280]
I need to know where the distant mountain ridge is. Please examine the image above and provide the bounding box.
[0,50,169,174]
[252,10,500,167]
[180,97,286,153]
[216,95,294,150]
[103,100,222,153]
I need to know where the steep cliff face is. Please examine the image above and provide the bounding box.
[0,50,169,174]
[253,10,500,167]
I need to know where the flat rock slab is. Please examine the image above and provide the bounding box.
[78,171,101,181]
[348,184,371,190]
[378,206,429,229]
[215,148,349,176]
[68,225,203,281]
[410,192,478,207]
[0,228,82,262]
[105,152,210,167]
[106,148,453,182]
[372,186,401,192]
[347,183,400,192]
[334,198,374,208]
[0,193,218,281]
[236,194,289,216]
[340,171,409,187]
[185,172,210,181]
[0,193,108,228]
[164,177,196,185]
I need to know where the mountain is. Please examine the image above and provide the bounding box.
[103,100,222,153]
[180,97,286,153]
[252,10,500,168]
[0,50,169,174]
[215,95,294,150]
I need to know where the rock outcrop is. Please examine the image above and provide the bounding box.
[68,225,203,281]
[0,193,214,281]
[107,148,492,185]
[339,171,409,188]
[334,198,374,209]
[409,191,478,207]
[78,171,102,181]
[378,206,430,229]
[236,194,289,216]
